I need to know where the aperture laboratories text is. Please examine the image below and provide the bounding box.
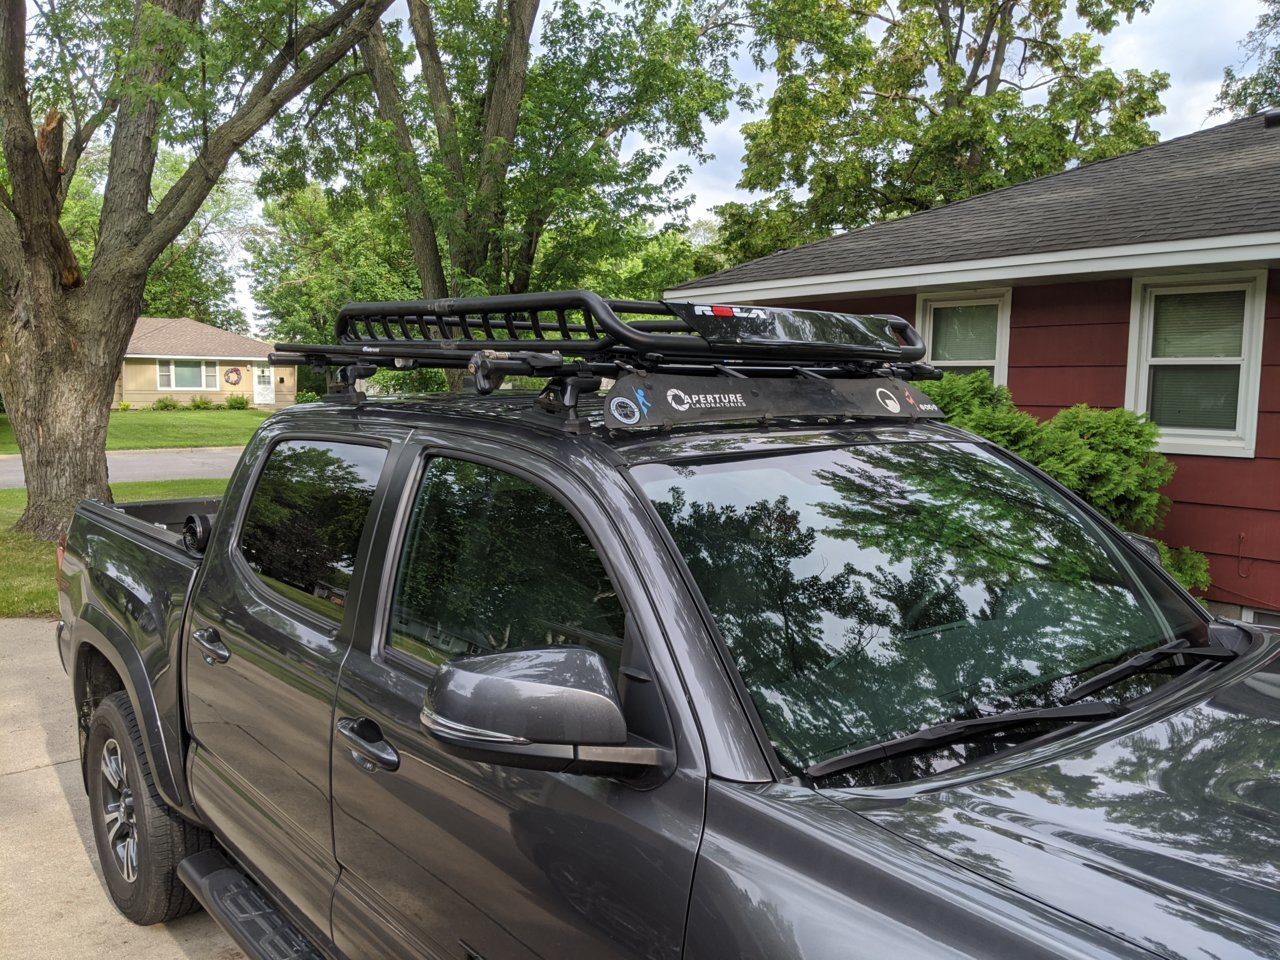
[666,388,749,412]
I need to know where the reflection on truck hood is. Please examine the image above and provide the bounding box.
[839,637,1280,960]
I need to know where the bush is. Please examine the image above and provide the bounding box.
[367,367,448,395]
[117,401,132,411]
[918,371,1209,594]
[151,396,181,411]
[189,395,215,410]
[225,394,251,410]
[295,390,322,404]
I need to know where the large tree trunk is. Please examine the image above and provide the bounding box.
[0,265,144,537]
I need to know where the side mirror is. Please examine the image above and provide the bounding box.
[1124,532,1162,566]
[421,647,665,775]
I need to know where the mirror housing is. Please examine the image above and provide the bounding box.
[422,647,664,775]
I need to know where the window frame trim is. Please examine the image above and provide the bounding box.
[1125,270,1267,459]
[156,358,220,391]
[915,288,1012,385]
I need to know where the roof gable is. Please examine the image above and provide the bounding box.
[126,317,273,359]
[676,112,1280,292]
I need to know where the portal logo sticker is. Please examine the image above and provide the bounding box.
[610,397,642,425]
[666,387,748,412]
[875,387,902,413]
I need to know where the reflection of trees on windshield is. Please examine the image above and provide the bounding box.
[240,441,385,620]
[643,441,1203,776]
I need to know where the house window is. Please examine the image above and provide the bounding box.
[1244,608,1280,629]
[156,360,219,390]
[917,290,1011,384]
[1127,272,1266,458]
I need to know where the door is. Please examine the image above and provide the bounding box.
[253,364,276,406]
[330,451,706,960]
[186,436,389,936]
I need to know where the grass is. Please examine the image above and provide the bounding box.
[0,478,228,619]
[0,408,272,455]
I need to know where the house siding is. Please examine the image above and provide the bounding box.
[752,269,1280,612]
[116,358,297,410]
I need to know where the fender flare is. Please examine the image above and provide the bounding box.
[71,607,190,813]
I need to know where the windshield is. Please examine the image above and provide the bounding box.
[634,439,1208,778]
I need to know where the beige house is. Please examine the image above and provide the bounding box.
[115,317,296,410]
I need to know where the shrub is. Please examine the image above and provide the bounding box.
[918,370,1209,594]
[151,396,180,411]
[225,394,251,410]
[189,395,215,410]
[367,367,449,395]
[295,390,322,404]
[117,401,131,411]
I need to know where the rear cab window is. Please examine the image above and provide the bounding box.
[239,438,387,623]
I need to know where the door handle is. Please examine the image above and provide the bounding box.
[192,626,231,664]
[336,717,401,773]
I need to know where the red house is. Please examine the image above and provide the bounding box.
[670,110,1280,625]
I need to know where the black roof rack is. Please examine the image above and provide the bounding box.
[269,290,943,432]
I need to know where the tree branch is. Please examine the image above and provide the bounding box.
[303,67,369,129]
[1,0,84,287]
[132,0,393,271]
[361,23,447,297]
[407,0,469,211]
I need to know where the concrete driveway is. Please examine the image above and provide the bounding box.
[0,618,244,959]
[0,447,244,489]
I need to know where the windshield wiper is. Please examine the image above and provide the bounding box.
[806,701,1126,779]
[1061,638,1237,705]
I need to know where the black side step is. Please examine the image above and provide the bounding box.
[178,848,323,960]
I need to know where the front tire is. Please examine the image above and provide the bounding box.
[86,691,211,924]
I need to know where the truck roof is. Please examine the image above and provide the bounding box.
[265,391,973,466]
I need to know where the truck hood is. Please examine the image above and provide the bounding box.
[835,635,1280,960]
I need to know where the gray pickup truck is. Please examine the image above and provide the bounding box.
[58,292,1280,960]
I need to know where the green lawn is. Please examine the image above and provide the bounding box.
[0,478,228,619]
[0,408,272,455]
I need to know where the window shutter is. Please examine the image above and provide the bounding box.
[932,304,999,362]
[1151,291,1245,358]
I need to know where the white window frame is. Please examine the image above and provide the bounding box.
[1125,270,1266,458]
[1243,607,1280,628]
[915,288,1012,385]
[156,359,220,391]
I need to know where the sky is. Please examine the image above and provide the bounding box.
[235,0,1269,325]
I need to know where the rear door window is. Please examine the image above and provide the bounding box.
[238,439,387,622]
[387,457,625,670]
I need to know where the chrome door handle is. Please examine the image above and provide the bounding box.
[192,626,230,664]
[337,717,401,772]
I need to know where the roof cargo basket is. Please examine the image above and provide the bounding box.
[270,290,942,431]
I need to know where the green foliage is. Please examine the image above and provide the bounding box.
[225,394,251,410]
[918,372,1208,594]
[117,400,131,411]
[295,390,322,404]
[1156,543,1213,595]
[151,396,181,411]
[247,185,421,345]
[258,0,752,297]
[367,368,449,396]
[731,0,1169,244]
[1216,0,1280,117]
[58,149,251,331]
[188,395,215,410]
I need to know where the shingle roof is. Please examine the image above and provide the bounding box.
[675,111,1280,292]
[125,317,273,359]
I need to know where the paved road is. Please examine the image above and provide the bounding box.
[0,446,244,489]
[0,618,244,960]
